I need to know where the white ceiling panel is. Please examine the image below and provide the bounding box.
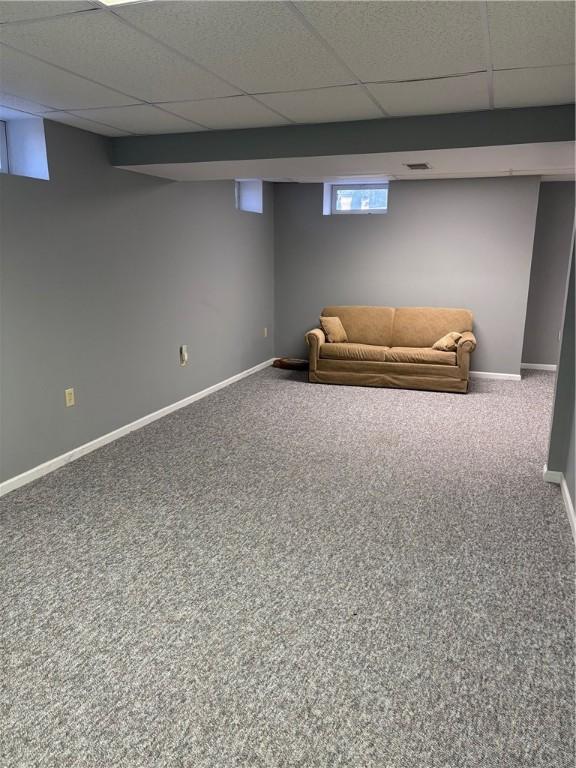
[367,74,490,117]
[0,91,50,114]
[0,10,239,102]
[494,66,575,109]
[297,1,486,83]
[0,1,95,24]
[0,104,39,120]
[488,1,575,70]
[161,96,289,130]
[45,111,131,136]
[69,105,202,135]
[0,43,137,109]
[258,86,382,124]
[115,1,354,93]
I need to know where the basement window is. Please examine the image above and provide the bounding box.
[235,179,263,214]
[323,182,389,215]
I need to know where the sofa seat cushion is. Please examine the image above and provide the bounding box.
[386,347,457,365]
[320,342,388,362]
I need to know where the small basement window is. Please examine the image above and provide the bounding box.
[235,179,263,214]
[323,182,389,215]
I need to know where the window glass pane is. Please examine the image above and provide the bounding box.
[333,185,388,213]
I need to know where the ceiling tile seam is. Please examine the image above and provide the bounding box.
[283,0,390,118]
[51,101,209,130]
[136,103,210,131]
[103,7,297,125]
[0,40,146,106]
[360,71,489,87]
[493,64,576,72]
[0,88,56,112]
[0,104,41,119]
[480,1,495,108]
[44,110,136,135]
[0,38,212,131]
[0,6,100,28]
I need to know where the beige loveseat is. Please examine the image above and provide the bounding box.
[305,306,477,393]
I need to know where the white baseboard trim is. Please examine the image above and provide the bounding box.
[521,363,557,371]
[0,358,275,498]
[561,476,576,544]
[469,371,521,381]
[543,464,576,545]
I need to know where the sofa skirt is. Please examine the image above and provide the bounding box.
[309,368,469,393]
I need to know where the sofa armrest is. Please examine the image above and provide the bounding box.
[457,331,477,375]
[458,331,477,353]
[305,328,325,372]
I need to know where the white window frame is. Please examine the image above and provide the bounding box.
[330,182,389,215]
[0,121,8,174]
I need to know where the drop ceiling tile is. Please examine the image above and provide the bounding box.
[488,2,575,69]
[297,1,486,82]
[45,111,131,136]
[160,96,289,130]
[0,43,137,109]
[0,104,39,120]
[258,86,382,124]
[0,91,50,114]
[0,1,95,24]
[115,1,354,93]
[367,74,489,117]
[0,10,238,102]
[70,105,202,135]
[494,66,575,109]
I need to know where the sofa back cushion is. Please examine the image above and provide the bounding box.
[391,307,473,348]
[322,306,395,346]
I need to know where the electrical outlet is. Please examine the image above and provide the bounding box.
[65,387,75,407]
[263,327,268,338]
[179,345,188,366]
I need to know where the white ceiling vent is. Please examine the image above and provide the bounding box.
[404,162,432,170]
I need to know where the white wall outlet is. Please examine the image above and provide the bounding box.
[179,345,188,366]
[65,387,75,407]
[263,327,268,338]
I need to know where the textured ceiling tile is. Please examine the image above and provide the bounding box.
[494,66,575,109]
[0,10,238,102]
[258,86,382,124]
[69,105,202,135]
[488,1,575,69]
[44,111,132,136]
[0,91,50,114]
[160,96,289,130]
[116,1,354,92]
[0,1,95,24]
[297,1,486,82]
[0,44,137,109]
[367,74,490,117]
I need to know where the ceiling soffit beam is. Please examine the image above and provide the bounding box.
[108,105,575,167]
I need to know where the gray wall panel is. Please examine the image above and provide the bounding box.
[522,182,575,366]
[547,249,575,507]
[0,121,275,482]
[274,178,540,374]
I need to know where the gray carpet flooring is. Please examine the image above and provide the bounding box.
[1,369,573,767]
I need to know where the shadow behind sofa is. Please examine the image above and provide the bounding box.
[305,306,477,393]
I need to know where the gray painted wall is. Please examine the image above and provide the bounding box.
[274,178,540,374]
[0,120,275,482]
[547,249,575,506]
[522,182,575,365]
